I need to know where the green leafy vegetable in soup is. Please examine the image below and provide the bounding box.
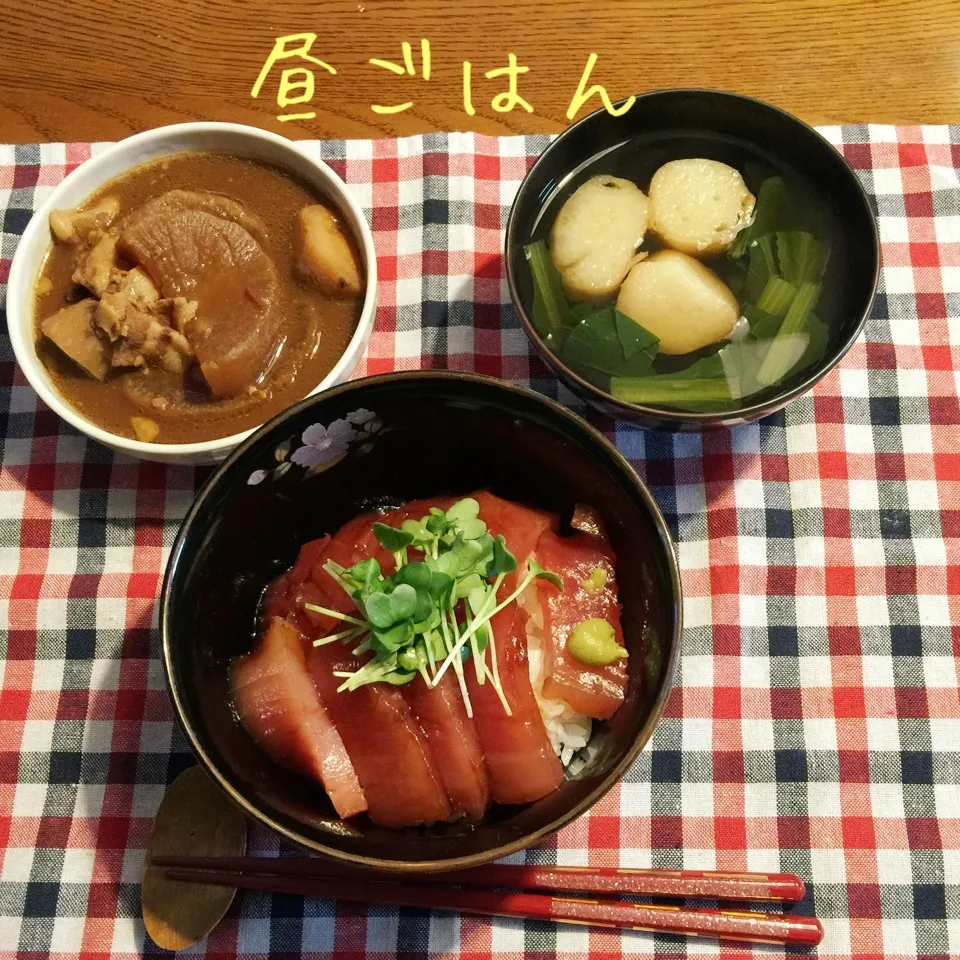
[524,151,835,413]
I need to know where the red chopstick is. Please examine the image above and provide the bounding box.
[153,858,821,947]
[152,855,805,902]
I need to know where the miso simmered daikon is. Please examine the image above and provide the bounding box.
[35,152,365,444]
[523,136,845,412]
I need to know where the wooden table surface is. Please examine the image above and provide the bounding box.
[0,0,958,143]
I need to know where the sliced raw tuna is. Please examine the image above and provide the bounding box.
[385,496,456,526]
[466,601,563,804]
[262,536,330,634]
[230,617,367,819]
[313,498,456,583]
[534,518,627,720]
[473,491,558,589]
[310,512,381,577]
[257,492,574,822]
[404,669,491,819]
[263,530,455,827]
[290,507,445,636]
[373,496,456,575]
[306,640,452,828]
[380,496,492,818]
[305,515,379,632]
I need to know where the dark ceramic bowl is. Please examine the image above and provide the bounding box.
[160,371,681,872]
[506,88,880,429]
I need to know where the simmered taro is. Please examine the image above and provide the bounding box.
[34,152,366,444]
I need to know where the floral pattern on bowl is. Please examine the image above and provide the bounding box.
[247,408,381,485]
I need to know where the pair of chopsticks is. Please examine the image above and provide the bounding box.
[152,856,822,946]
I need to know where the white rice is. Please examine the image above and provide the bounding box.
[518,584,599,776]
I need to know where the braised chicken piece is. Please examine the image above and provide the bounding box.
[72,232,120,297]
[95,268,160,340]
[109,303,194,375]
[41,300,110,381]
[49,197,120,244]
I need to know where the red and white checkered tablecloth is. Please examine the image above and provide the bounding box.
[0,128,957,959]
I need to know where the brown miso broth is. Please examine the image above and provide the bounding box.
[34,151,364,444]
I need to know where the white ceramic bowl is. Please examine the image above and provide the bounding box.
[8,122,378,464]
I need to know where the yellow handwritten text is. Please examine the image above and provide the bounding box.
[463,61,476,117]
[462,53,533,116]
[249,40,640,126]
[566,53,635,121]
[369,39,431,114]
[251,34,336,122]
[486,53,533,114]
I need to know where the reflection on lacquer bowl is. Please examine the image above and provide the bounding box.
[8,122,377,464]
[160,371,681,871]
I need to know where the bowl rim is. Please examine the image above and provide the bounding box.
[7,120,378,460]
[159,369,683,871]
[505,87,881,426]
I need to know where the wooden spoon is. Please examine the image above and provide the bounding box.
[141,765,248,949]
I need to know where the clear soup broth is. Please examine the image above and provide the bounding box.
[522,131,849,413]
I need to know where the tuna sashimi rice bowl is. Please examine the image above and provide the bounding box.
[233,492,631,828]
[161,371,680,868]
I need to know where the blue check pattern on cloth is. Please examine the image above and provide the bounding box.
[0,128,957,958]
